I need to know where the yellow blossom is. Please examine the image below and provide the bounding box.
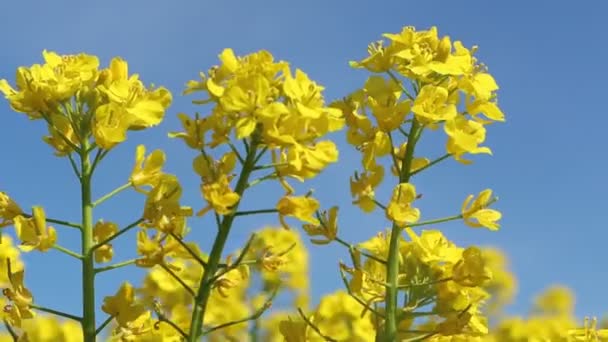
[302,206,338,245]
[452,247,493,287]
[461,189,501,230]
[0,192,22,228]
[386,183,420,226]
[276,196,320,230]
[130,145,166,192]
[13,207,57,252]
[93,220,118,264]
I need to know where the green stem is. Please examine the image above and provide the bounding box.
[31,304,82,322]
[158,316,188,338]
[167,232,208,267]
[3,319,17,340]
[160,263,196,297]
[233,208,278,217]
[410,153,450,176]
[94,259,137,274]
[203,288,277,335]
[52,245,83,259]
[407,214,462,228]
[334,237,386,265]
[80,140,96,341]
[384,119,421,341]
[21,214,81,230]
[95,315,114,336]
[92,183,131,207]
[187,138,260,341]
[68,153,81,179]
[297,308,337,342]
[387,70,415,101]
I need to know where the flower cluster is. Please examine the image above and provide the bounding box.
[0,25,601,342]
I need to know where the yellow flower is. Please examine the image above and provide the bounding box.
[452,247,493,287]
[350,165,384,213]
[247,227,309,307]
[98,57,172,130]
[0,51,99,116]
[276,196,320,230]
[364,76,410,132]
[533,285,574,316]
[283,68,343,121]
[569,317,608,342]
[445,116,492,164]
[42,112,80,156]
[214,264,250,298]
[309,291,376,341]
[386,183,420,226]
[461,189,501,231]
[412,85,457,125]
[142,175,193,233]
[91,102,132,149]
[102,282,152,336]
[405,228,462,265]
[302,206,338,245]
[0,192,22,228]
[168,113,210,149]
[93,57,172,149]
[274,141,339,181]
[130,145,166,192]
[93,220,118,264]
[135,230,182,268]
[13,207,57,252]
[193,152,237,183]
[350,40,398,73]
[2,262,34,328]
[198,174,240,216]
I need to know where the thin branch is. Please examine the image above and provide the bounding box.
[397,126,410,138]
[67,153,81,179]
[3,319,17,341]
[93,182,131,207]
[228,142,245,165]
[91,218,143,251]
[334,237,387,265]
[40,112,81,153]
[297,308,337,342]
[246,172,277,189]
[407,214,462,228]
[21,214,81,230]
[160,264,196,297]
[168,232,208,268]
[90,148,109,176]
[410,154,451,176]
[94,259,137,274]
[156,317,188,339]
[203,288,278,335]
[52,245,83,259]
[338,266,385,318]
[95,315,114,336]
[30,304,82,322]
[213,234,257,279]
[252,146,268,166]
[373,199,387,210]
[387,70,415,101]
[233,209,278,217]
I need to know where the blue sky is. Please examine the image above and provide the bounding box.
[0,0,606,328]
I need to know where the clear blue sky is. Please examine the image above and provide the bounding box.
[0,0,606,326]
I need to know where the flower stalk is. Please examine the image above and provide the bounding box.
[187,136,261,340]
